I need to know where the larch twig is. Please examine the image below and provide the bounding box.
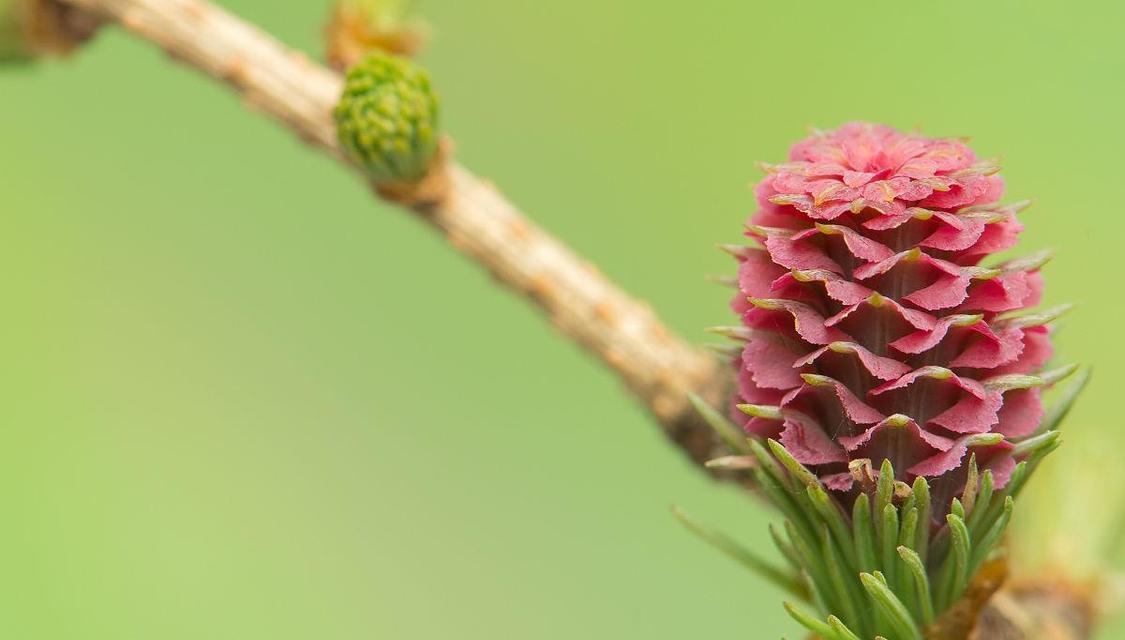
[54,0,729,465]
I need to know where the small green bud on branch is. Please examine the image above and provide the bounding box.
[334,51,443,199]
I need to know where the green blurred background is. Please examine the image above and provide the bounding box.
[3,0,1124,637]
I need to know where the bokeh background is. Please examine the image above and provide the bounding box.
[3,0,1124,637]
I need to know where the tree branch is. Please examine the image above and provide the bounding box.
[55,0,729,464]
[40,0,1104,637]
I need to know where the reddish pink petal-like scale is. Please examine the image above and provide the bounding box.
[928,392,1004,434]
[780,416,848,465]
[958,271,1041,313]
[764,234,843,273]
[735,248,785,295]
[783,378,885,426]
[871,367,988,400]
[822,472,856,491]
[838,416,953,453]
[826,298,937,332]
[904,273,974,310]
[920,213,988,252]
[743,300,847,345]
[792,225,895,264]
[912,439,1017,490]
[995,388,1043,438]
[743,338,806,390]
[772,271,873,306]
[957,216,1024,262]
[996,327,1053,375]
[949,326,1025,369]
[798,344,911,382]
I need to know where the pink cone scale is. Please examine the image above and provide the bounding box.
[728,123,1064,511]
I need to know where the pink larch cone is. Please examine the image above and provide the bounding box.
[729,122,1063,513]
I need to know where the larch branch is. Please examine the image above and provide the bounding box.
[55,0,729,464]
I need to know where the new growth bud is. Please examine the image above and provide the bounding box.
[325,0,429,70]
[727,122,1065,510]
[334,51,440,185]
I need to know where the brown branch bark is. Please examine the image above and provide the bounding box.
[54,0,730,465]
[970,577,1099,640]
[41,0,1101,636]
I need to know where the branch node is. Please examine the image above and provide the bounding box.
[372,136,454,208]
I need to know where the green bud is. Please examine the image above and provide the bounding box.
[334,51,439,184]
